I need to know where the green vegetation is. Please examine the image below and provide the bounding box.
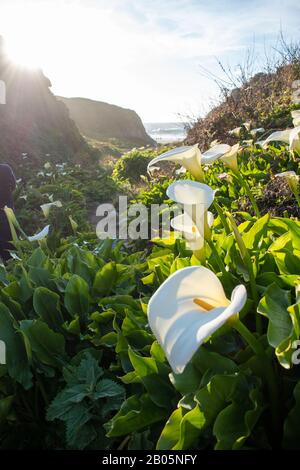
[1,41,300,449]
[0,128,300,449]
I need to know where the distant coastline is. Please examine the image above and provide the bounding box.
[144,122,187,144]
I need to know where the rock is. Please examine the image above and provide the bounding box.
[58,97,155,147]
[0,36,92,168]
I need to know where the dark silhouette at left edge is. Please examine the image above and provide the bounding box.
[0,163,16,263]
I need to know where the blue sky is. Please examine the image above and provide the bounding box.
[0,0,299,121]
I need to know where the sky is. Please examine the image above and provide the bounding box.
[0,0,299,122]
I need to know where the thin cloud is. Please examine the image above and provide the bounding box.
[0,0,299,121]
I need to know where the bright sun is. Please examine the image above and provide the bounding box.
[5,37,43,69]
[0,3,61,70]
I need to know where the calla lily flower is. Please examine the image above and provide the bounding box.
[229,127,242,137]
[275,170,298,179]
[201,144,231,165]
[292,110,300,127]
[275,171,300,205]
[200,143,240,172]
[257,127,300,153]
[147,143,233,180]
[228,122,251,137]
[27,225,50,242]
[4,207,50,243]
[41,200,62,218]
[250,128,265,137]
[170,210,214,251]
[148,266,247,374]
[147,145,203,179]
[167,180,214,251]
[219,143,240,172]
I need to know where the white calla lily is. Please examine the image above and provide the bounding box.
[148,266,247,374]
[201,144,231,165]
[250,128,265,137]
[166,180,215,255]
[166,180,215,208]
[28,225,50,242]
[291,110,300,127]
[171,210,214,251]
[289,126,300,153]
[147,145,203,179]
[229,127,242,137]
[207,211,214,228]
[257,127,300,153]
[219,143,240,172]
[275,170,298,179]
[40,200,62,218]
[275,171,300,205]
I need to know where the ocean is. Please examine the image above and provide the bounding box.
[144,122,187,144]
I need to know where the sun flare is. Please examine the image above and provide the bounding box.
[5,36,42,69]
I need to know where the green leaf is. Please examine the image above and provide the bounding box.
[93,262,117,297]
[258,284,299,368]
[157,372,262,450]
[105,393,168,437]
[27,247,47,267]
[65,405,94,449]
[156,407,184,450]
[33,287,64,330]
[19,319,66,368]
[94,379,125,399]
[169,362,202,395]
[283,381,300,449]
[64,275,90,318]
[66,246,94,285]
[242,214,270,250]
[0,395,14,423]
[213,386,263,449]
[0,303,32,389]
[128,349,174,408]
[192,347,238,376]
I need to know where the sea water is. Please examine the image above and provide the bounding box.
[144,122,187,144]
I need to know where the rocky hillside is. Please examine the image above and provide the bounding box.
[186,59,300,149]
[58,97,155,146]
[0,36,93,169]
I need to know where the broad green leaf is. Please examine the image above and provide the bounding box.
[156,407,184,450]
[94,379,125,399]
[0,303,32,389]
[93,262,117,297]
[19,319,66,368]
[283,381,300,449]
[213,386,263,449]
[258,284,299,368]
[27,248,47,267]
[64,275,90,318]
[242,214,270,250]
[0,395,14,423]
[105,393,168,437]
[33,287,64,330]
[128,349,174,408]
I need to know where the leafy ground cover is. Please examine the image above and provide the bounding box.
[1,109,300,450]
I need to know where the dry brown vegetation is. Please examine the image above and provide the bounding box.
[185,38,300,149]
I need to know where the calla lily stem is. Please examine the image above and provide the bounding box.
[207,239,231,285]
[212,201,231,235]
[234,172,261,217]
[233,319,264,356]
[226,212,262,334]
[233,319,280,440]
